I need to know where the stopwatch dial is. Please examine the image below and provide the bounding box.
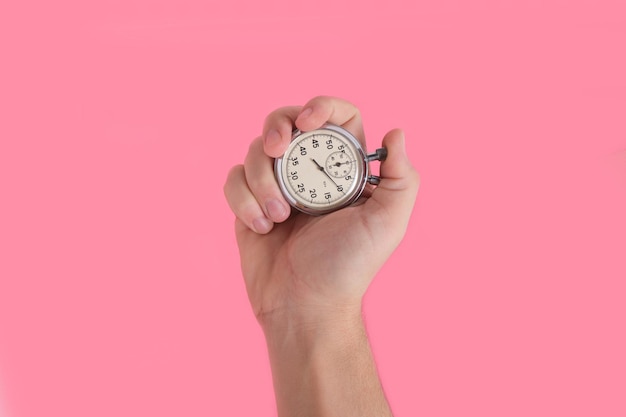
[280,128,364,211]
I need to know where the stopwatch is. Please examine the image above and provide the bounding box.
[274,124,387,215]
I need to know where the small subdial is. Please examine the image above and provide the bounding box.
[325,151,355,178]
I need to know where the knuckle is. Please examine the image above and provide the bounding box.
[245,167,276,192]
[223,164,244,196]
[408,167,421,190]
[247,137,263,154]
[264,106,298,126]
[225,164,244,185]
[309,94,330,103]
[240,201,262,223]
[263,110,276,128]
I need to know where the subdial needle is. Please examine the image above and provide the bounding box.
[333,160,353,167]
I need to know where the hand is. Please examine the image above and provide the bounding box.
[223,96,420,330]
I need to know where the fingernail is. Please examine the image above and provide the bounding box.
[299,107,313,119]
[252,217,272,234]
[265,129,281,147]
[266,198,288,221]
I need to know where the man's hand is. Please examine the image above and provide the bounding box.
[224,96,419,328]
[223,96,419,417]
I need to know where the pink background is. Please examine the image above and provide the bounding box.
[1,1,625,416]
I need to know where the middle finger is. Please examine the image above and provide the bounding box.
[244,137,291,223]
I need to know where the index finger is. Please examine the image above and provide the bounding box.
[295,96,364,141]
[262,96,365,158]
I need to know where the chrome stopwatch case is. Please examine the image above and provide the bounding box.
[274,124,387,215]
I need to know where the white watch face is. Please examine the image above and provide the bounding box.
[276,126,367,214]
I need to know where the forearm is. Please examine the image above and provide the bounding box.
[263,306,393,417]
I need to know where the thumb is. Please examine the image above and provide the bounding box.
[364,129,420,232]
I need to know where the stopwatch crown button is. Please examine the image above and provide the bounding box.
[367,148,387,162]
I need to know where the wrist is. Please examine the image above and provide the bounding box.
[261,301,390,417]
[261,302,364,349]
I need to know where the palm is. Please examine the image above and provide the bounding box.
[235,203,388,321]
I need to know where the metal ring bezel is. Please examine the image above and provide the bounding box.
[274,124,369,216]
